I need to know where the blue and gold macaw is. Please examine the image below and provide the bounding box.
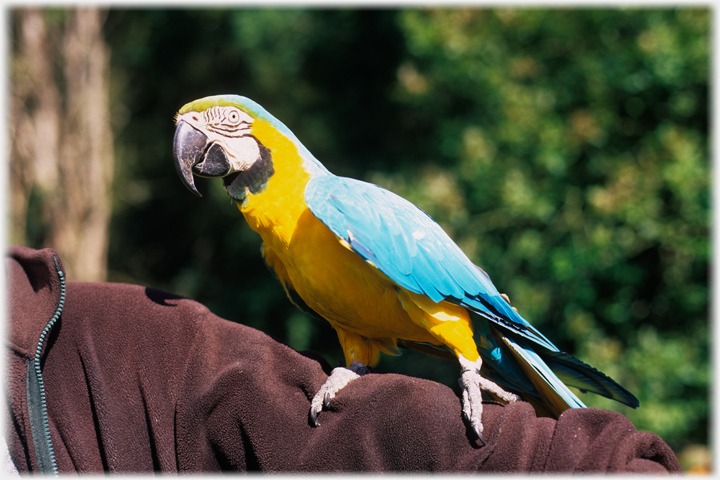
[172,95,638,443]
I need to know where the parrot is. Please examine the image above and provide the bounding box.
[172,94,639,443]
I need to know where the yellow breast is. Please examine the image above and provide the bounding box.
[237,119,438,346]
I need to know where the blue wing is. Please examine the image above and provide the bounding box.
[305,175,639,410]
[305,175,559,349]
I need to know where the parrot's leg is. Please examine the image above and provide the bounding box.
[310,360,370,426]
[458,354,521,444]
[397,289,520,443]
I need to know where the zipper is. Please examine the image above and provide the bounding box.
[26,256,65,476]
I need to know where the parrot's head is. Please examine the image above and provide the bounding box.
[172,94,326,200]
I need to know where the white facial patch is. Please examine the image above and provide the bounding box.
[177,107,261,173]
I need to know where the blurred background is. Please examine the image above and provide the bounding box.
[9,7,709,472]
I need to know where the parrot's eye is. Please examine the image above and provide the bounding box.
[226,108,249,125]
[201,106,253,134]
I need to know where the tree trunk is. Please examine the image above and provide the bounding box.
[10,7,113,282]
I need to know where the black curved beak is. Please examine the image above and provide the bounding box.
[173,121,232,197]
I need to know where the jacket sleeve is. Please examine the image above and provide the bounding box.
[5,246,681,473]
[174,310,680,472]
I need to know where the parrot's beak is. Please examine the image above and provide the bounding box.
[173,121,232,197]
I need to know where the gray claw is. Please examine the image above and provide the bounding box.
[310,408,320,427]
[309,362,366,427]
[458,354,519,445]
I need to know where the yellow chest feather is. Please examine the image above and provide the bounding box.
[236,121,436,343]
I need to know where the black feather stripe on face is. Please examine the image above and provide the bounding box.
[224,138,274,201]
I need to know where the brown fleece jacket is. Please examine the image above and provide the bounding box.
[5,245,680,473]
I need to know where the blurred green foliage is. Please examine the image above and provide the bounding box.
[22,8,709,459]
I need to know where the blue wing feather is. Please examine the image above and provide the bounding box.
[305,175,639,409]
[307,176,556,345]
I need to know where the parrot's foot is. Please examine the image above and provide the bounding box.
[458,354,520,445]
[310,360,370,426]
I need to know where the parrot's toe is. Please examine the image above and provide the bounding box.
[310,361,368,426]
[460,369,487,444]
[458,354,520,445]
